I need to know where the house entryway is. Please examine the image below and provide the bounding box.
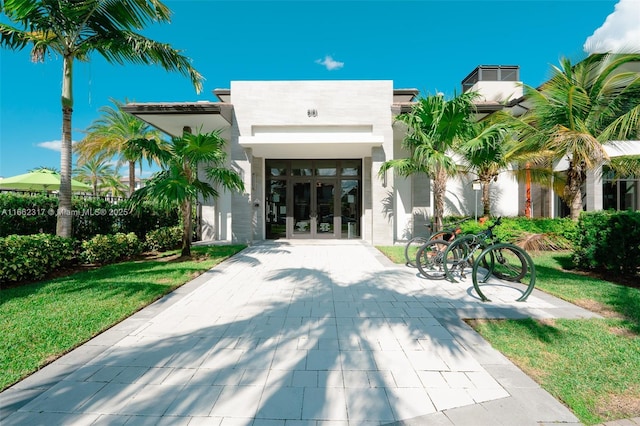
[265,159,361,239]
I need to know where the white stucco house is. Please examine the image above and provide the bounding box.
[122,65,640,245]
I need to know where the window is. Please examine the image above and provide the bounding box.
[603,166,640,211]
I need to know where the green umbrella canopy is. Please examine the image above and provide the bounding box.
[0,169,92,192]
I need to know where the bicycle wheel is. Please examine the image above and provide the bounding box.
[404,236,430,267]
[443,235,484,282]
[472,243,536,302]
[489,245,527,282]
[415,239,450,280]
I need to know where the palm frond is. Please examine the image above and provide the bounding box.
[548,127,608,168]
[89,31,203,93]
[608,155,640,179]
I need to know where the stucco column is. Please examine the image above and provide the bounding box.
[585,167,603,212]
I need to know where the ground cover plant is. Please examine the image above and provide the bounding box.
[0,244,245,391]
[376,244,640,425]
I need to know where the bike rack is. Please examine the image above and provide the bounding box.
[471,243,537,302]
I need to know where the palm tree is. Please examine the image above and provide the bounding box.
[518,53,640,220]
[76,98,166,197]
[379,92,480,231]
[131,131,245,257]
[100,174,129,198]
[0,0,204,237]
[456,115,516,216]
[74,155,116,197]
[29,166,59,173]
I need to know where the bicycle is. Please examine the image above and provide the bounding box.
[442,217,527,283]
[404,217,469,268]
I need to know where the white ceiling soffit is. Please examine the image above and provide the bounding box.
[239,126,383,158]
[605,140,640,158]
[121,102,232,138]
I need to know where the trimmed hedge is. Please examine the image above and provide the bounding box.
[145,226,183,252]
[0,234,77,283]
[0,231,146,283]
[80,233,143,265]
[0,193,57,236]
[573,210,640,275]
[114,200,180,239]
[458,216,576,249]
[0,193,179,239]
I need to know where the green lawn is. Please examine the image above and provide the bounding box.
[377,246,640,425]
[0,245,246,391]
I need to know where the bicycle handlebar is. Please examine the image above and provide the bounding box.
[478,217,502,239]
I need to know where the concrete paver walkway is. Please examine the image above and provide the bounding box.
[1,240,601,425]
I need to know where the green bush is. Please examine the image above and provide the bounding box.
[573,210,640,275]
[0,193,58,235]
[113,200,180,239]
[80,232,143,265]
[71,198,117,241]
[145,226,183,252]
[0,234,77,283]
[457,216,576,250]
[0,193,179,240]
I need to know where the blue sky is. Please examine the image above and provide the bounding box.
[1,0,638,179]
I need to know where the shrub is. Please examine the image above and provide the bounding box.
[80,232,143,265]
[573,210,640,275]
[0,193,58,236]
[113,200,180,239]
[457,216,576,250]
[71,198,117,241]
[0,193,179,240]
[0,234,77,283]
[145,226,183,252]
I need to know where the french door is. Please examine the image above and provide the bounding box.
[292,179,337,238]
[265,159,361,240]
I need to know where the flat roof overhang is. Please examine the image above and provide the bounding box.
[121,102,233,137]
[239,126,384,158]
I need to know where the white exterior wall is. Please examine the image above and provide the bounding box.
[392,120,413,241]
[469,81,523,103]
[229,80,395,244]
[447,173,521,218]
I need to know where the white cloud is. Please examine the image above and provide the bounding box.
[584,0,640,54]
[315,55,344,71]
[36,140,82,152]
[37,140,62,152]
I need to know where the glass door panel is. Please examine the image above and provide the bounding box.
[266,179,287,239]
[293,181,311,236]
[316,181,336,236]
[341,180,359,238]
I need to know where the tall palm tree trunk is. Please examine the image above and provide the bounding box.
[181,199,192,257]
[56,56,73,238]
[432,166,448,231]
[566,160,585,220]
[128,161,136,197]
[481,179,491,216]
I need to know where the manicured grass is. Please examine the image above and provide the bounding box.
[376,246,640,425]
[376,245,405,265]
[0,245,246,392]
